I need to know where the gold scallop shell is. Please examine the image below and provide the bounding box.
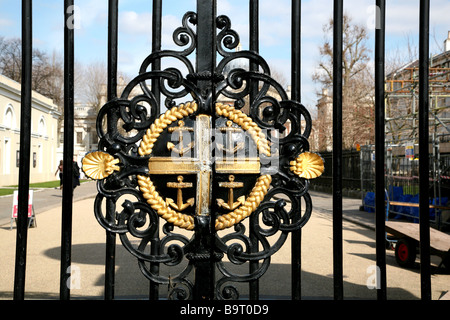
[82,151,120,180]
[289,152,324,179]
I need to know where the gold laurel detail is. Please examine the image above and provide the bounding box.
[137,101,272,231]
[82,151,120,180]
[137,174,272,231]
[289,151,324,179]
[215,103,271,157]
[137,102,198,230]
[138,102,198,157]
[137,175,196,230]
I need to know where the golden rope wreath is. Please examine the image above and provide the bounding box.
[137,101,272,231]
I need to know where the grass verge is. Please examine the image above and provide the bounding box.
[0,180,89,196]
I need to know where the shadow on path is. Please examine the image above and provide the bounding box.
[38,243,417,300]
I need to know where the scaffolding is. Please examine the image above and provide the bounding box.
[363,55,450,230]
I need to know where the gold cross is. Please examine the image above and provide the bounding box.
[148,115,261,217]
[149,115,212,216]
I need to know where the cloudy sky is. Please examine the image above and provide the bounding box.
[0,0,449,112]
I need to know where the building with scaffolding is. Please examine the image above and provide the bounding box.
[312,32,450,230]
[372,31,450,229]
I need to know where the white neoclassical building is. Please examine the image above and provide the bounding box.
[57,102,98,169]
[0,74,61,187]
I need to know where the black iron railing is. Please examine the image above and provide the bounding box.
[12,0,433,301]
[13,0,32,301]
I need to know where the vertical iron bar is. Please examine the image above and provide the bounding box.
[152,0,162,109]
[108,0,118,100]
[374,0,387,300]
[194,0,216,300]
[152,0,162,110]
[13,0,32,300]
[332,0,344,300]
[60,0,75,300]
[291,0,302,301]
[196,0,217,101]
[149,0,162,300]
[249,0,259,300]
[419,0,431,300]
[104,0,119,300]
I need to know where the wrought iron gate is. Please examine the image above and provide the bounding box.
[13,0,434,301]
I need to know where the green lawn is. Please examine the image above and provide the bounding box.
[0,189,15,196]
[0,179,89,196]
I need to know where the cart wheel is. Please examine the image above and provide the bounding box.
[395,238,416,268]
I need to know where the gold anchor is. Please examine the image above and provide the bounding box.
[217,175,245,211]
[166,176,195,211]
[217,120,245,154]
[167,120,195,156]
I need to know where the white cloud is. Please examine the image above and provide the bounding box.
[76,0,108,29]
[217,0,234,16]
[5,0,446,109]
[0,18,13,28]
[120,11,153,35]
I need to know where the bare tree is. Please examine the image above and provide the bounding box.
[0,37,23,82]
[78,61,108,111]
[0,37,64,110]
[77,61,131,112]
[36,50,64,108]
[312,14,374,151]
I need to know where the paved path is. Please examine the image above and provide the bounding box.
[0,181,97,227]
[0,183,448,300]
[0,182,370,231]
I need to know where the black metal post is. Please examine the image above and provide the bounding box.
[104,0,119,300]
[13,0,32,300]
[149,0,162,300]
[291,0,302,301]
[374,0,387,300]
[196,0,217,109]
[418,0,431,301]
[193,0,217,300]
[332,0,344,301]
[60,0,75,300]
[152,0,162,110]
[249,0,260,301]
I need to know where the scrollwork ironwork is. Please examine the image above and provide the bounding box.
[83,10,323,300]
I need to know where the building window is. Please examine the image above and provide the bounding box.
[4,104,15,128]
[77,132,83,144]
[38,117,46,136]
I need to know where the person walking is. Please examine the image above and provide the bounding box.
[55,160,63,190]
[72,160,80,190]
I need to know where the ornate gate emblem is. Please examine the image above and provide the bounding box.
[135,101,272,231]
[81,8,324,300]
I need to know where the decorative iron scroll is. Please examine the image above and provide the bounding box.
[82,11,323,300]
